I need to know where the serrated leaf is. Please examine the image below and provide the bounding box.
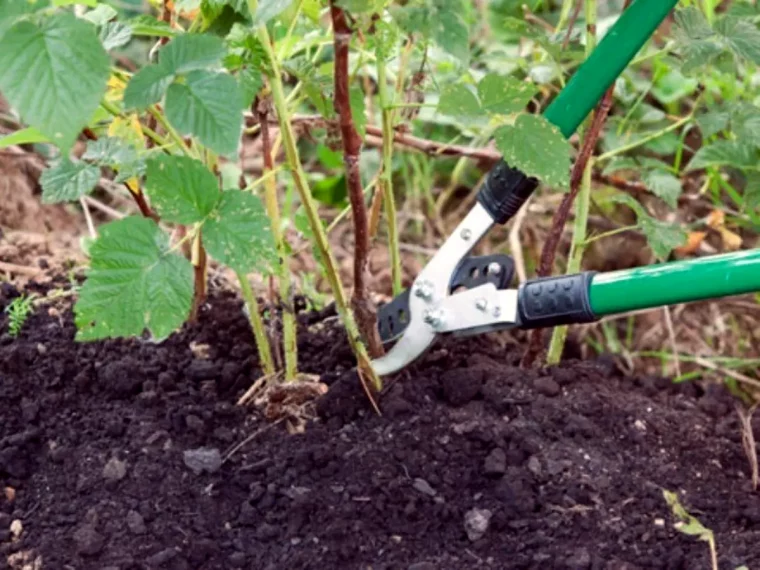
[75,217,194,341]
[202,190,277,272]
[715,17,760,65]
[145,155,220,224]
[83,137,138,166]
[494,114,570,188]
[612,195,686,259]
[0,0,46,34]
[391,0,469,63]
[160,33,225,74]
[434,3,469,63]
[83,4,118,26]
[477,73,535,115]
[238,65,264,107]
[688,140,759,170]
[129,15,178,38]
[40,159,100,203]
[675,7,713,40]
[253,0,293,25]
[642,170,682,208]
[0,12,110,153]
[123,63,175,109]
[165,70,243,157]
[731,103,760,147]
[100,21,132,51]
[0,126,49,149]
[696,108,730,138]
[438,84,481,117]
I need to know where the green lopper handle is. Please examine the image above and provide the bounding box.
[477,0,680,225]
[544,0,680,138]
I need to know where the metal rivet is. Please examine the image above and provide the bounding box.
[492,306,502,318]
[475,298,488,311]
[460,228,472,241]
[487,262,502,276]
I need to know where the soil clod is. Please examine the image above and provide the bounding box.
[182,447,222,475]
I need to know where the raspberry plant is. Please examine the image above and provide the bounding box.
[1,0,758,387]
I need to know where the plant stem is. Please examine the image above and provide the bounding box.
[546,158,593,364]
[148,106,197,157]
[375,41,402,295]
[597,113,694,162]
[257,25,383,392]
[329,2,384,358]
[257,95,298,381]
[237,271,276,376]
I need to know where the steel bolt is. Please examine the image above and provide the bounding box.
[487,262,502,276]
[492,306,502,318]
[460,228,472,241]
[475,298,488,311]
[414,280,433,301]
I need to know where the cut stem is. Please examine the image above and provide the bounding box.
[257,25,383,392]
[330,2,384,358]
[238,272,276,376]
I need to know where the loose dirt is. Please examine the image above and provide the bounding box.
[1,286,759,570]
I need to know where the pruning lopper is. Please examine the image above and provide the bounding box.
[371,0,760,376]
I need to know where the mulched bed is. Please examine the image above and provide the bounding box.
[1,283,759,570]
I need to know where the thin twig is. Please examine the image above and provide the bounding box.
[0,261,41,277]
[82,196,126,219]
[509,195,531,284]
[79,197,97,239]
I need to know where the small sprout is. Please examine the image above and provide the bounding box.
[662,490,719,570]
[4,295,36,338]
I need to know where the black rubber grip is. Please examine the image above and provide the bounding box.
[477,161,539,225]
[517,272,597,329]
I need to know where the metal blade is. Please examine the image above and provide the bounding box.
[377,254,515,345]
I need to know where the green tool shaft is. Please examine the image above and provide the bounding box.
[544,0,679,138]
[589,250,760,316]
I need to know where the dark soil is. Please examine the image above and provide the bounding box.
[1,285,760,570]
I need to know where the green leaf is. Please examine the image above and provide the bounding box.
[0,126,49,149]
[730,103,760,148]
[349,86,366,139]
[477,74,535,115]
[336,0,385,13]
[40,159,100,203]
[83,137,138,166]
[715,17,760,64]
[75,217,194,341]
[165,70,243,157]
[100,21,132,51]
[145,155,220,224]
[202,190,277,272]
[253,0,293,25]
[0,0,46,34]
[696,108,730,138]
[438,84,481,117]
[123,63,175,109]
[642,170,682,208]
[392,0,470,63]
[0,12,110,153]
[160,33,225,74]
[238,65,264,107]
[612,194,686,259]
[688,140,759,170]
[129,15,178,38]
[494,114,571,188]
[83,4,118,26]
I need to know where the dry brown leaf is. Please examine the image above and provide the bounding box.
[718,227,743,251]
[675,231,707,255]
[706,210,725,229]
[4,487,15,502]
